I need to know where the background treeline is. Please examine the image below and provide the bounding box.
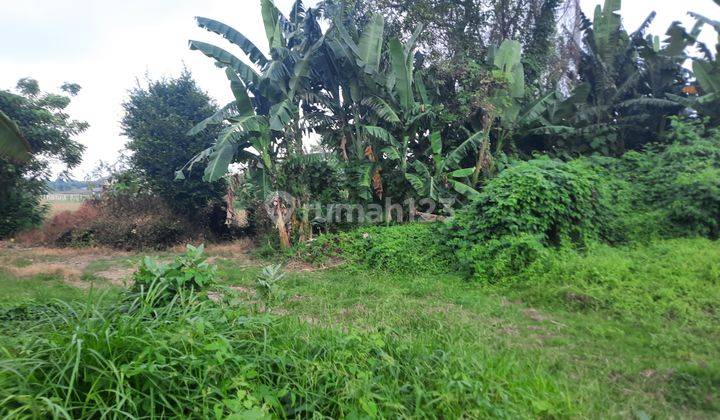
[1,0,719,252]
[176,0,719,249]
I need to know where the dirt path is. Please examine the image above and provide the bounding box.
[0,240,261,289]
[0,245,133,288]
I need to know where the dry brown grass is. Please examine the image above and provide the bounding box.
[6,264,83,282]
[2,245,128,258]
[285,257,345,272]
[2,257,133,290]
[95,268,135,286]
[43,200,84,217]
[180,239,254,258]
[0,243,135,290]
[0,238,258,290]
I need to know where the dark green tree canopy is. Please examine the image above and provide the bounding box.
[121,70,226,217]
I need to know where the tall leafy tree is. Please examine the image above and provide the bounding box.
[320,0,554,62]
[318,0,563,128]
[0,79,88,238]
[121,70,226,218]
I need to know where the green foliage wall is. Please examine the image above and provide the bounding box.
[441,119,720,281]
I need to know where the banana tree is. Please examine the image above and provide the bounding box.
[310,13,438,203]
[358,30,434,175]
[330,15,448,202]
[544,0,688,155]
[178,0,327,247]
[675,1,720,126]
[306,13,395,201]
[0,110,32,163]
[178,0,326,184]
[404,130,480,204]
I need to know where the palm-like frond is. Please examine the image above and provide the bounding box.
[0,110,32,163]
[357,14,384,74]
[445,131,484,170]
[289,0,306,24]
[196,17,269,68]
[360,125,399,146]
[631,12,657,41]
[187,101,238,136]
[361,97,401,123]
[389,38,413,112]
[269,99,295,131]
[261,0,285,51]
[618,97,681,110]
[189,41,261,89]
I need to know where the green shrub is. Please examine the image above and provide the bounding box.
[449,158,613,245]
[254,264,286,302]
[574,155,674,243]
[620,118,720,238]
[467,234,548,282]
[131,244,215,305]
[666,166,720,237]
[445,157,617,279]
[300,223,453,274]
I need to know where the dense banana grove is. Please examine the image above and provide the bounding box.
[177,0,718,208]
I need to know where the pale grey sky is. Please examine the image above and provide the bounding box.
[0,0,717,178]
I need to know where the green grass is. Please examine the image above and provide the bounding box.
[0,238,718,418]
[0,270,84,306]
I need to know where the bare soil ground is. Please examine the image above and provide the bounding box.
[0,239,257,290]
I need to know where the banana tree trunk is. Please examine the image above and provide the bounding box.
[276,211,291,248]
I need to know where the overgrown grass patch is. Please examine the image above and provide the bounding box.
[490,238,720,329]
[298,223,453,274]
[0,286,576,418]
[0,270,83,306]
[1,238,719,417]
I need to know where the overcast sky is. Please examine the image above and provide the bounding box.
[1,0,717,178]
